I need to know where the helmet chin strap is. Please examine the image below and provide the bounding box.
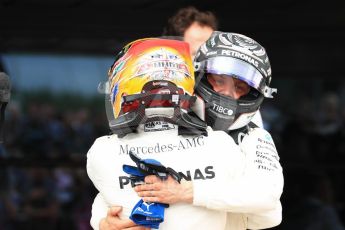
[191,96,206,121]
[228,111,257,130]
[227,121,258,145]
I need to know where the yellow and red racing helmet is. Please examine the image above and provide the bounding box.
[109,38,194,118]
[106,38,207,137]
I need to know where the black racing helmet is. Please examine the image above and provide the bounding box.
[193,31,277,131]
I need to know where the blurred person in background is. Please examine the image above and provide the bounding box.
[163,6,217,60]
[279,170,345,230]
[0,71,11,189]
[311,92,345,162]
[0,71,10,144]
[0,71,14,229]
[22,168,59,230]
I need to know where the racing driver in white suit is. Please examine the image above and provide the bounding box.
[87,34,283,230]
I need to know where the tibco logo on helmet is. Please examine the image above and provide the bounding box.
[212,103,233,116]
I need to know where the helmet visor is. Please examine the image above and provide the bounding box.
[203,56,264,93]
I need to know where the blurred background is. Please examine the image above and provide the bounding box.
[1,0,345,229]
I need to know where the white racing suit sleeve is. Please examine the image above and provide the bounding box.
[224,202,282,230]
[87,137,113,230]
[86,136,135,226]
[90,193,108,230]
[251,111,264,128]
[86,137,116,205]
[193,128,284,228]
[245,202,282,229]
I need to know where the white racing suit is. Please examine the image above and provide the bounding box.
[87,122,283,230]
